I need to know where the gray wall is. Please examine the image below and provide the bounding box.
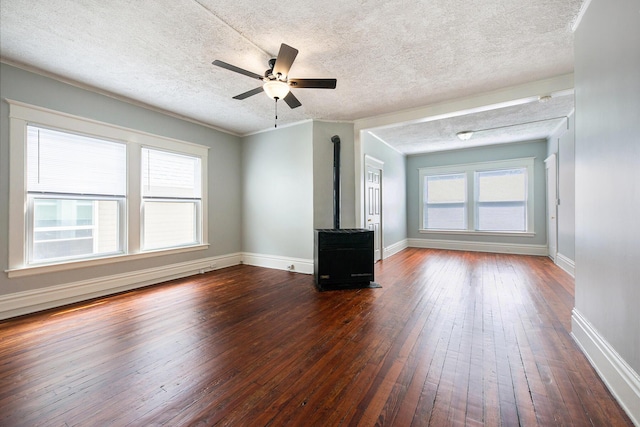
[406,140,548,246]
[0,63,242,295]
[548,112,576,261]
[242,122,314,259]
[312,121,355,229]
[242,120,358,260]
[574,0,640,372]
[361,132,407,248]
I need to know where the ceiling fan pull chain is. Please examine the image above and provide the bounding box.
[274,98,278,128]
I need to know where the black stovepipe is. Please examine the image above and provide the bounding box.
[331,135,341,229]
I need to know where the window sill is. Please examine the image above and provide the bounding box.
[419,230,536,238]
[5,244,210,278]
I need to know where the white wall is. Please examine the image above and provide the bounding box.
[573,0,640,422]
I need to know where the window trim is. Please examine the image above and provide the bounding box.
[418,157,535,236]
[6,99,209,277]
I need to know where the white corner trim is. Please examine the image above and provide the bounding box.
[366,131,405,156]
[383,239,409,259]
[241,252,314,275]
[408,238,548,256]
[571,309,640,426]
[555,253,576,277]
[0,253,242,321]
[571,0,593,32]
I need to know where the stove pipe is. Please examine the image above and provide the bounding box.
[331,135,341,229]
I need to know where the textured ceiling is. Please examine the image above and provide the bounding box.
[1,0,583,153]
[372,93,575,154]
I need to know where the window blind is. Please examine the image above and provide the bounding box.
[424,173,466,230]
[476,168,526,231]
[27,126,126,196]
[141,148,201,199]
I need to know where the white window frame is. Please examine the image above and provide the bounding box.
[418,157,535,237]
[7,100,209,278]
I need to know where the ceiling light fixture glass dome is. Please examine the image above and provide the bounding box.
[263,80,290,100]
[457,131,473,141]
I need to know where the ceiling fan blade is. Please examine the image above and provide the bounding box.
[288,78,337,89]
[212,60,263,80]
[283,91,302,109]
[273,44,298,77]
[233,86,264,100]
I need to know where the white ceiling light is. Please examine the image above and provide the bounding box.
[263,80,290,100]
[456,131,473,141]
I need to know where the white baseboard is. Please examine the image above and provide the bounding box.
[383,239,409,259]
[572,309,640,426]
[408,238,548,256]
[555,252,576,277]
[0,253,242,321]
[241,252,314,275]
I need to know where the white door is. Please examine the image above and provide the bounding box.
[365,165,382,262]
[545,154,558,260]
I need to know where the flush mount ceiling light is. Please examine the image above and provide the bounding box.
[456,131,474,141]
[263,79,290,100]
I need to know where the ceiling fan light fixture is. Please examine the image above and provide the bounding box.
[457,131,473,141]
[263,80,290,100]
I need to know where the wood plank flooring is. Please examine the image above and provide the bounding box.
[0,249,633,426]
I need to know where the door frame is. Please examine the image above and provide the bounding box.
[365,154,384,261]
[545,154,558,260]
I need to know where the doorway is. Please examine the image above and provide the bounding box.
[545,154,558,260]
[365,156,383,262]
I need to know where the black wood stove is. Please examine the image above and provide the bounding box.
[313,135,378,291]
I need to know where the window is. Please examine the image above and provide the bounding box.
[419,158,534,235]
[424,173,466,230]
[8,100,209,276]
[476,168,526,231]
[26,126,126,263]
[141,148,202,250]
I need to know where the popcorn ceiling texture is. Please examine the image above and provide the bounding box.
[0,0,583,151]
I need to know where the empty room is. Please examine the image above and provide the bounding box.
[0,0,638,425]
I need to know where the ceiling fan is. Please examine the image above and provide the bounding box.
[212,43,337,109]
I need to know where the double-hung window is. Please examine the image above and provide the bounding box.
[26,126,126,263]
[423,173,467,230]
[8,100,209,277]
[476,168,527,231]
[419,158,534,235]
[141,148,202,251]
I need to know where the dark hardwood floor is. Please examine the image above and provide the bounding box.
[0,249,633,426]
